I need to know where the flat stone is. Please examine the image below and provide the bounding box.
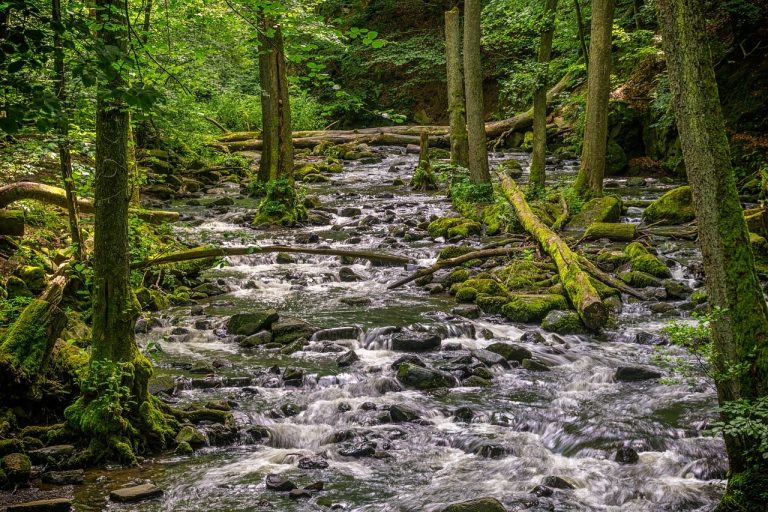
[265,474,297,491]
[7,498,72,512]
[109,483,164,503]
[27,445,74,465]
[391,331,441,352]
[41,469,84,485]
[485,343,532,363]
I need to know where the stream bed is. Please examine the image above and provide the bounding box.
[73,148,724,511]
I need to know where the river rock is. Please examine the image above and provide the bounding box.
[339,267,363,282]
[276,252,296,264]
[543,476,575,489]
[289,488,312,499]
[176,426,207,448]
[387,404,420,423]
[109,483,164,503]
[283,367,305,386]
[438,497,506,512]
[615,446,640,464]
[664,279,692,300]
[41,469,84,485]
[540,310,587,334]
[454,407,474,423]
[313,326,363,341]
[0,439,24,457]
[240,331,272,348]
[265,474,297,491]
[340,207,362,217]
[272,318,318,344]
[298,456,329,469]
[27,445,74,465]
[337,350,360,367]
[227,309,279,336]
[522,359,550,372]
[391,331,441,351]
[7,499,73,511]
[615,366,662,382]
[520,331,546,344]
[338,442,376,457]
[1,453,31,484]
[451,304,481,319]
[374,377,403,394]
[396,363,456,390]
[485,343,532,363]
[340,296,372,306]
[470,349,510,368]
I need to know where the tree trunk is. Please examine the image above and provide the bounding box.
[530,0,560,189]
[127,114,141,205]
[258,16,280,183]
[498,173,607,330]
[274,24,294,181]
[445,7,469,168]
[657,0,768,508]
[573,0,589,69]
[463,0,490,184]
[65,0,174,465]
[52,0,83,260]
[573,0,615,198]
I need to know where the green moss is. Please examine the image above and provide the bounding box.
[185,408,235,427]
[449,269,471,283]
[14,266,47,294]
[501,294,569,323]
[410,162,438,191]
[455,287,477,302]
[691,289,707,304]
[475,294,509,314]
[624,241,653,259]
[428,217,466,238]
[566,196,622,230]
[438,246,476,260]
[175,426,206,448]
[5,276,31,299]
[494,260,554,291]
[715,468,768,512]
[175,441,193,455]
[584,222,636,241]
[541,310,586,334]
[0,439,24,457]
[642,186,695,225]
[253,179,308,227]
[596,250,631,267]
[631,254,671,277]
[619,271,661,288]
[460,279,507,296]
[447,221,482,239]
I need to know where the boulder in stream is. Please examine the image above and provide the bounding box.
[438,497,506,512]
[391,331,441,352]
[227,309,279,336]
[485,343,532,363]
[396,363,456,390]
[109,483,164,503]
[615,366,662,382]
[271,318,318,344]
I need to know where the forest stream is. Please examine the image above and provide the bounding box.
[70,148,724,511]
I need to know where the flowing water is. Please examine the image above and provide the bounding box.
[73,148,725,511]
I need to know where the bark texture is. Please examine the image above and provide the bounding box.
[530,0,560,189]
[445,7,469,167]
[657,0,768,508]
[498,173,607,330]
[463,0,490,184]
[574,0,615,198]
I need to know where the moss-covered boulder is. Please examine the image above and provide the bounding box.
[501,294,569,323]
[428,217,482,240]
[1,453,31,485]
[566,196,622,230]
[227,309,279,336]
[0,439,24,458]
[271,318,317,344]
[494,260,555,291]
[175,426,207,449]
[449,269,471,284]
[498,158,524,178]
[486,342,532,363]
[14,266,47,294]
[135,287,170,312]
[642,186,695,225]
[584,222,636,241]
[475,294,509,314]
[541,310,587,334]
[624,242,671,278]
[5,276,31,299]
[619,271,662,288]
[438,245,476,260]
[396,363,456,390]
[596,250,631,269]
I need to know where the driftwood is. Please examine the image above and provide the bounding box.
[0,182,179,224]
[498,173,608,330]
[131,245,412,269]
[387,246,531,290]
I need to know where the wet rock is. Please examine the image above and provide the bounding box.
[470,349,510,368]
[387,404,420,423]
[338,402,352,412]
[442,342,463,351]
[298,457,329,469]
[272,318,318,344]
[632,331,666,345]
[227,309,279,336]
[476,442,508,458]
[190,361,215,374]
[283,367,305,386]
[208,196,234,207]
[193,318,211,330]
[664,279,692,300]
[0,439,25,457]
[337,350,360,367]
[522,359,550,372]
[27,445,74,465]
[340,207,362,217]
[289,488,312,499]
[1,453,31,484]
[649,302,675,314]
[451,304,481,319]
[471,367,494,380]
[397,363,456,390]
[7,499,73,511]
[391,331,441,352]
[340,296,372,306]
[531,485,554,497]
[540,310,586,334]
[338,442,376,457]
[462,375,492,387]
[276,252,296,264]
[175,441,193,455]
[135,317,151,333]
[313,326,363,341]
[359,402,377,411]
[205,424,238,446]
[176,426,207,448]
[542,476,575,489]
[438,497,506,512]
[193,282,227,296]
[454,407,474,423]
[339,267,363,282]
[280,403,302,417]
[425,283,444,294]
[520,331,546,344]
[615,446,640,464]
[240,331,272,348]
[265,474,297,491]
[109,483,164,503]
[374,377,403,394]
[281,338,308,355]
[42,469,84,486]
[615,366,662,382]
[485,343,532,363]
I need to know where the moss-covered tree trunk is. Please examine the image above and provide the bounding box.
[573,0,615,198]
[445,7,469,168]
[657,0,768,508]
[65,0,173,465]
[258,16,279,183]
[52,0,83,260]
[573,0,589,69]
[463,0,490,184]
[274,23,294,181]
[530,0,560,190]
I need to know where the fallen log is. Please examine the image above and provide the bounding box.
[0,209,24,236]
[498,173,608,330]
[131,245,412,269]
[0,182,179,223]
[224,132,451,152]
[0,272,68,397]
[387,246,532,290]
[583,222,637,241]
[577,254,649,300]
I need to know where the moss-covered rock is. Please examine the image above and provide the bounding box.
[438,245,476,260]
[175,426,207,449]
[623,243,670,278]
[5,276,31,299]
[175,441,193,455]
[584,222,636,241]
[428,217,481,240]
[596,250,631,268]
[455,287,477,302]
[541,310,587,334]
[619,271,662,288]
[1,453,31,485]
[494,261,554,291]
[475,294,509,314]
[642,186,695,225]
[227,309,279,336]
[449,269,471,283]
[566,196,622,230]
[396,363,456,390]
[14,266,47,294]
[498,158,524,178]
[438,497,506,512]
[0,439,24,458]
[501,294,569,323]
[459,279,507,296]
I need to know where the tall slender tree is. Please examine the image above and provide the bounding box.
[65,0,173,464]
[445,6,468,168]
[529,0,560,190]
[573,0,615,198]
[463,0,490,184]
[573,0,589,69]
[657,0,768,509]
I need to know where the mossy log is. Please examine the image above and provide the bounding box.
[584,222,637,241]
[132,245,412,269]
[0,209,24,236]
[498,173,608,330]
[0,182,179,224]
[0,274,68,398]
[388,246,532,290]
[224,132,451,152]
[577,254,649,300]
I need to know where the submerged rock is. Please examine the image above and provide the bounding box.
[336,350,360,367]
[615,446,640,464]
[265,474,297,491]
[41,469,84,485]
[7,498,72,511]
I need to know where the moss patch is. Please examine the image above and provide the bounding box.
[566,196,622,230]
[642,186,695,225]
[501,294,569,323]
